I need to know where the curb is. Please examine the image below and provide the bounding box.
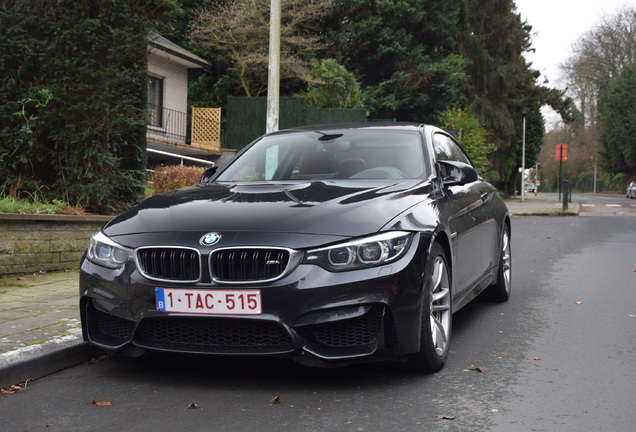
[511,211,579,217]
[0,337,103,389]
[506,200,580,217]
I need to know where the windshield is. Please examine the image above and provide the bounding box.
[216,129,427,182]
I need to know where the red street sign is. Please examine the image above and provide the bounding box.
[555,144,569,162]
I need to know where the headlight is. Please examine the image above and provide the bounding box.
[87,232,133,269]
[304,231,412,272]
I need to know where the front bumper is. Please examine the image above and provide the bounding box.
[79,234,430,366]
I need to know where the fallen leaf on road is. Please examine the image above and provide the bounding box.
[575,301,582,305]
[533,357,541,361]
[1,382,29,394]
[269,396,281,406]
[89,353,113,365]
[469,366,484,373]
[186,403,199,409]
[87,400,112,406]
[436,414,456,420]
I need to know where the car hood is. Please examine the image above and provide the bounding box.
[103,180,433,243]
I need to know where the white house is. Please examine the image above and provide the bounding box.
[146,33,221,166]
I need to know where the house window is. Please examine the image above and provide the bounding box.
[148,75,164,128]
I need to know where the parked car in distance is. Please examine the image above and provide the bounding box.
[626,181,636,199]
[79,122,511,372]
[525,183,536,193]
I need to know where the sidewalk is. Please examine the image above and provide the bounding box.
[0,270,102,389]
[0,270,81,354]
[504,192,579,216]
[0,193,578,389]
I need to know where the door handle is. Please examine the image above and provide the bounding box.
[480,191,488,201]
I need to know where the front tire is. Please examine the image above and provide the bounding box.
[486,223,511,302]
[406,242,452,372]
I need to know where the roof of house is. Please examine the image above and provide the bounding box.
[148,32,210,69]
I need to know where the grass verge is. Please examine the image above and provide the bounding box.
[0,194,86,215]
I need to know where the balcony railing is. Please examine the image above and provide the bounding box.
[147,105,221,153]
[147,104,188,144]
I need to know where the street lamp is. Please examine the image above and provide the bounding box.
[521,107,529,202]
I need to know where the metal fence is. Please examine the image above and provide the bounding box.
[147,104,188,144]
[225,97,367,151]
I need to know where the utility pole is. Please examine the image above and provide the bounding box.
[521,107,529,202]
[266,0,281,134]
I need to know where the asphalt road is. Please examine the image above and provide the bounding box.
[1,216,635,432]
[575,192,636,215]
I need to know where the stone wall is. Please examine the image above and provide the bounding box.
[0,214,112,275]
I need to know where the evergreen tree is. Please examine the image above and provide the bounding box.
[323,0,467,122]
[459,0,543,191]
[599,63,636,175]
[301,59,365,109]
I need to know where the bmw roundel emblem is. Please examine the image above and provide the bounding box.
[200,232,221,246]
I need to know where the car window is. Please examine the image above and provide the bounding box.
[217,130,427,181]
[432,133,472,165]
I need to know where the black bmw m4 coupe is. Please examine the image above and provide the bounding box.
[80,122,511,372]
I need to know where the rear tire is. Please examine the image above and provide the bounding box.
[486,224,511,302]
[405,242,452,372]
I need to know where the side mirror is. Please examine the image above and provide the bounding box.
[439,160,478,186]
[200,165,218,184]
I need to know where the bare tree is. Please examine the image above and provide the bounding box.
[556,6,636,190]
[560,6,636,125]
[190,0,331,97]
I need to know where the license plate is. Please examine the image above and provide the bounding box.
[155,288,262,315]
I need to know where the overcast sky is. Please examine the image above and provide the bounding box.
[513,0,631,89]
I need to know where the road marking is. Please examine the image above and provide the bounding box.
[606,204,621,207]
[581,204,595,207]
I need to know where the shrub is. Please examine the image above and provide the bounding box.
[148,165,205,195]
